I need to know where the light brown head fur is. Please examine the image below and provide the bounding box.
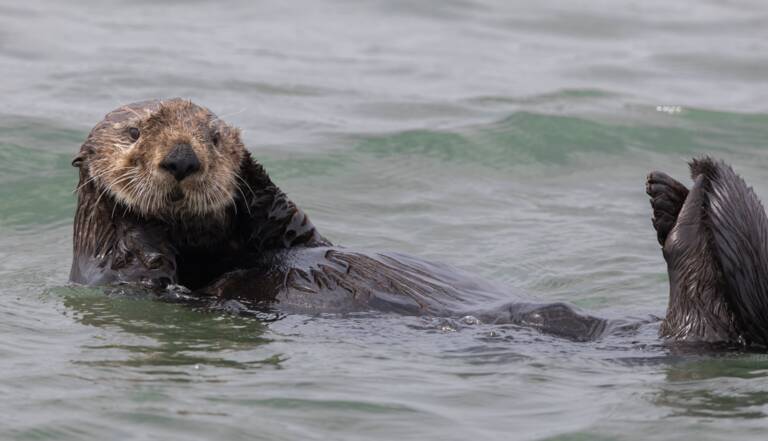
[74,98,246,220]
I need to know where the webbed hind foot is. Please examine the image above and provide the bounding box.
[646,171,689,246]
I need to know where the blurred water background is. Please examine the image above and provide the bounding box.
[2,1,768,439]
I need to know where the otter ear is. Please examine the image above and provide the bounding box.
[71,153,85,168]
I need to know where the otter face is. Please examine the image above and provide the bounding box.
[74,99,246,220]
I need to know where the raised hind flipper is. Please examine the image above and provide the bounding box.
[646,171,689,246]
[652,157,768,346]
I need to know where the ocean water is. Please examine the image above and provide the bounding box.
[3,0,768,439]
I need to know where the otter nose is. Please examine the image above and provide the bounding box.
[160,143,201,181]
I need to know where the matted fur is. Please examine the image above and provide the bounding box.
[697,158,768,345]
[648,157,768,346]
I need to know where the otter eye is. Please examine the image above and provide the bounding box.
[128,127,140,141]
[212,131,220,147]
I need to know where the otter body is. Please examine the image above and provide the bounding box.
[70,99,606,341]
[70,99,768,346]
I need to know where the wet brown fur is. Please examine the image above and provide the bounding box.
[71,98,326,288]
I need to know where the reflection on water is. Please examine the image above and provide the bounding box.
[56,287,277,370]
[656,354,768,419]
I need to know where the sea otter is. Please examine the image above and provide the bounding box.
[70,98,612,340]
[70,98,768,346]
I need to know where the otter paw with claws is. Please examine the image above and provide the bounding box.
[646,171,689,246]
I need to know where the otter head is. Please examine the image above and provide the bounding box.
[73,99,246,219]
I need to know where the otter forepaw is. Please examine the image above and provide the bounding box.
[646,171,689,246]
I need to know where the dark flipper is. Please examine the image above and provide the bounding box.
[652,157,768,346]
[646,171,689,246]
[658,168,740,343]
[692,158,768,346]
[475,302,609,342]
